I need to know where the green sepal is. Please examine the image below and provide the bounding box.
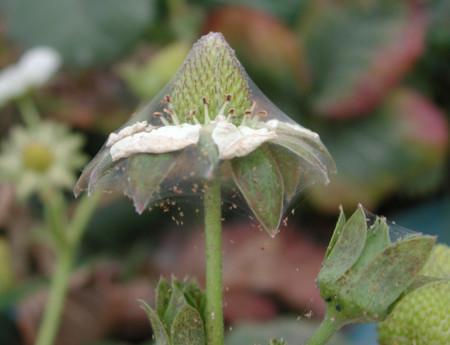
[231,147,284,237]
[163,279,188,328]
[269,339,287,345]
[317,206,436,325]
[270,145,302,202]
[348,235,435,320]
[349,217,390,276]
[182,280,206,317]
[170,305,206,345]
[404,275,449,295]
[271,137,328,181]
[141,278,207,345]
[126,153,177,214]
[140,300,171,345]
[325,207,346,258]
[155,277,172,319]
[318,206,367,286]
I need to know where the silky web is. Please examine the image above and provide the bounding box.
[364,207,424,243]
[74,33,335,232]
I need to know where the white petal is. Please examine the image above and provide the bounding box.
[0,47,61,106]
[19,47,61,86]
[212,120,277,160]
[110,124,201,161]
[106,121,150,147]
[0,66,28,105]
[266,119,319,140]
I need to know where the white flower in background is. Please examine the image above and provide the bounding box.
[75,32,335,223]
[0,120,86,199]
[0,47,61,106]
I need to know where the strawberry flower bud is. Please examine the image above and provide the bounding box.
[318,206,435,323]
[307,206,436,345]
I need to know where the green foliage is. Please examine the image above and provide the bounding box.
[4,0,153,67]
[299,0,423,117]
[311,88,448,212]
[119,42,190,100]
[317,206,436,323]
[193,0,306,24]
[141,277,206,345]
[269,339,287,345]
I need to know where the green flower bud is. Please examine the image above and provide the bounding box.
[317,206,435,325]
[141,277,206,345]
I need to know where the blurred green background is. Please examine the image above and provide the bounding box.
[0,0,448,344]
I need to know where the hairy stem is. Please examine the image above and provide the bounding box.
[204,178,224,345]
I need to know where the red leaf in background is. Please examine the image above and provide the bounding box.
[17,264,153,345]
[301,1,427,118]
[155,223,327,323]
[394,89,448,148]
[310,88,449,213]
[204,6,309,89]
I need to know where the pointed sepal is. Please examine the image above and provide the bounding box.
[231,147,284,237]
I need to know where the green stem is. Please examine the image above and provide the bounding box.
[305,311,343,345]
[35,193,99,345]
[35,249,73,345]
[17,96,40,128]
[203,178,224,345]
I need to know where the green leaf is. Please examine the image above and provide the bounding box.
[5,0,152,67]
[126,153,177,214]
[140,301,171,345]
[311,89,448,212]
[299,1,424,117]
[349,235,436,319]
[155,277,172,320]
[119,41,190,100]
[196,0,306,24]
[318,206,367,285]
[231,147,284,237]
[170,305,206,345]
[269,339,287,345]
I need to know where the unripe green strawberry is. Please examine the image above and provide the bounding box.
[378,244,450,345]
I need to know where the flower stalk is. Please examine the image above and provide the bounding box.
[204,178,224,345]
[305,309,345,345]
[35,192,99,345]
